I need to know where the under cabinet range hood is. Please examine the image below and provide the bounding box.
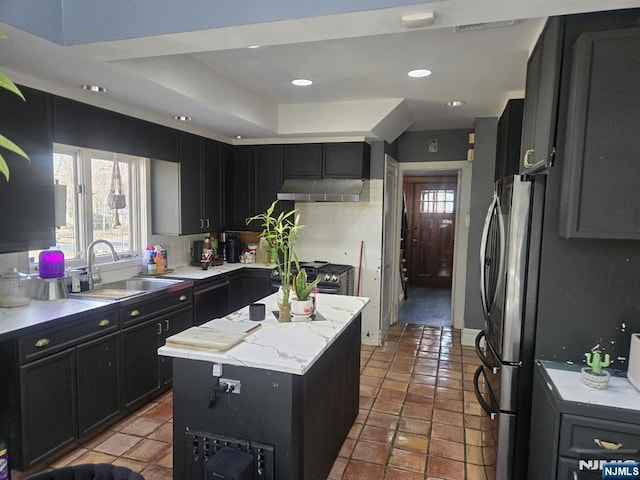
[277,178,365,202]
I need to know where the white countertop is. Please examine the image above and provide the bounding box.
[0,297,115,336]
[158,292,369,376]
[542,362,640,412]
[164,262,272,280]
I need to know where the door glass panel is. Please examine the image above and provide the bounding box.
[420,188,455,213]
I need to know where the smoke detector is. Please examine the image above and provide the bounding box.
[401,12,436,28]
[454,20,519,33]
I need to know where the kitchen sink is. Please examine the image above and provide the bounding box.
[70,277,186,300]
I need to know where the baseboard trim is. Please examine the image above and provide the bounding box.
[462,328,481,347]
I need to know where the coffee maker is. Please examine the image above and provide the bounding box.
[226,236,241,263]
[191,240,204,266]
[218,232,227,261]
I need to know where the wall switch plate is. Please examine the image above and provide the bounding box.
[220,378,241,394]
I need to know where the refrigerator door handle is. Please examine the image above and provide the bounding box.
[474,330,499,374]
[473,365,498,420]
[479,193,506,322]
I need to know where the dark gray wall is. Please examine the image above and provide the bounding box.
[397,129,473,163]
[463,118,498,330]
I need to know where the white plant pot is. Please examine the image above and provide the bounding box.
[291,298,313,318]
[581,367,610,389]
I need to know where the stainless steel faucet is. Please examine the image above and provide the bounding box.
[86,239,120,290]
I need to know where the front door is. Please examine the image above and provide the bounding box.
[410,176,456,288]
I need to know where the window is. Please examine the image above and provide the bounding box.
[43,145,144,263]
[419,188,455,214]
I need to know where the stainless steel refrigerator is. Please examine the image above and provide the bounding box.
[473,174,545,480]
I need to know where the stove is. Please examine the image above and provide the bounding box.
[270,261,355,295]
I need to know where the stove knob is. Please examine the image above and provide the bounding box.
[324,274,331,281]
[331,275,339,282]
[273,271,279,277]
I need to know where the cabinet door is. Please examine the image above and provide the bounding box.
[253,145,284,227]
[283,144,322,178]
[227,272,245,314]
[179,132,203,234]
[0,86,55,253]
[559,28,640,239]
[77,332,121,436]
[159,307,193,387]
[520,17,562,174]
[20,349,76,468]
[201,138,223,232]
[323,143,370,178]
[243,270,274,306]
[226,146,253,229]
[495,99,524,182]
[122,319,160,408]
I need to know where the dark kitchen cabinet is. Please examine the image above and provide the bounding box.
[495,99,524,182]
[121,289,193,408]
[519,17,562,174]
[225,145,287,230]
[151,134,223,235]
[283,143,323,178]
[323,142,370,179]
[0,85,55,253]
[528,362,640,480]
[559,28,640,239]
[193,276,230,325]
[283,142,370,180]
[1,305,120,470]
[243,268,275,306]
[227,270,245,314]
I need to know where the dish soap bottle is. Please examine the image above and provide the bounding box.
[147,251,157,275]
[142,246,153,274]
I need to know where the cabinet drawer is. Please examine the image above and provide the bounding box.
[557,457,603,480]
[122,288,193,326]
[19,308,119,364]
[559,414,640,459]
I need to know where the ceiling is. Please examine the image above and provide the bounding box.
[1,0,638,144]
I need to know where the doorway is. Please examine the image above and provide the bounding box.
[397,169,467,327]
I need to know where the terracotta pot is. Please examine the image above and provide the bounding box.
[278,304,292,323]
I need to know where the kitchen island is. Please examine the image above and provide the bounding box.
[158,292,369,480]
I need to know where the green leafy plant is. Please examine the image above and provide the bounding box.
[247,200,302,307]
[585,350,610,375]
[0,32,30,182]
[292,266,322,301]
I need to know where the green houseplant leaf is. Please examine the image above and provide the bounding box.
[0,33,29,181]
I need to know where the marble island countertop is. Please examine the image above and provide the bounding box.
[540,360,640,412]
[158,292,369,376]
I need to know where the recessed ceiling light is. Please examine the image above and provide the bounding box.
[291,78,313,86]
[407,69,432,78]
[173,115,192,122]
[247,45,261,49]
[446,100,465,107]
[81,84,108,93]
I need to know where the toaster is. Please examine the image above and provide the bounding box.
[628,333,640,391]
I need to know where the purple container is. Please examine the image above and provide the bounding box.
[39,249,65,279]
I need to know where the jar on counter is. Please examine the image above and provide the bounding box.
[0,268,31,307]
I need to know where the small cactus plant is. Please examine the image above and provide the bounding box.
[585,351,610,375]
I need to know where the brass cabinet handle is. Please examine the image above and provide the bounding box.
[130,310,140,317]
[157,322,162,335]
[179,295,187,302]
[594,438,623,450]
[523,148,535,168]
[35,338,50,348]
[98,319,110,327]
[205,218,210,229]
[200,219,204,229]
[164,320,170,331]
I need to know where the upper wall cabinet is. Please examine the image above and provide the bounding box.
[283,142,370,180]
[495,99,524,182]
[519,17,563,174]
[0,86,55,253]
[559,27,640,239]
[53,97,178,162]
[151,133,223,235]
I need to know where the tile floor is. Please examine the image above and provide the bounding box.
[32,323,491,480]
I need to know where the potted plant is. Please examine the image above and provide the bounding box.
[291,266,322,318]
[247,200,302,322]
[582,348,611,389]
[0,33,30,182]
